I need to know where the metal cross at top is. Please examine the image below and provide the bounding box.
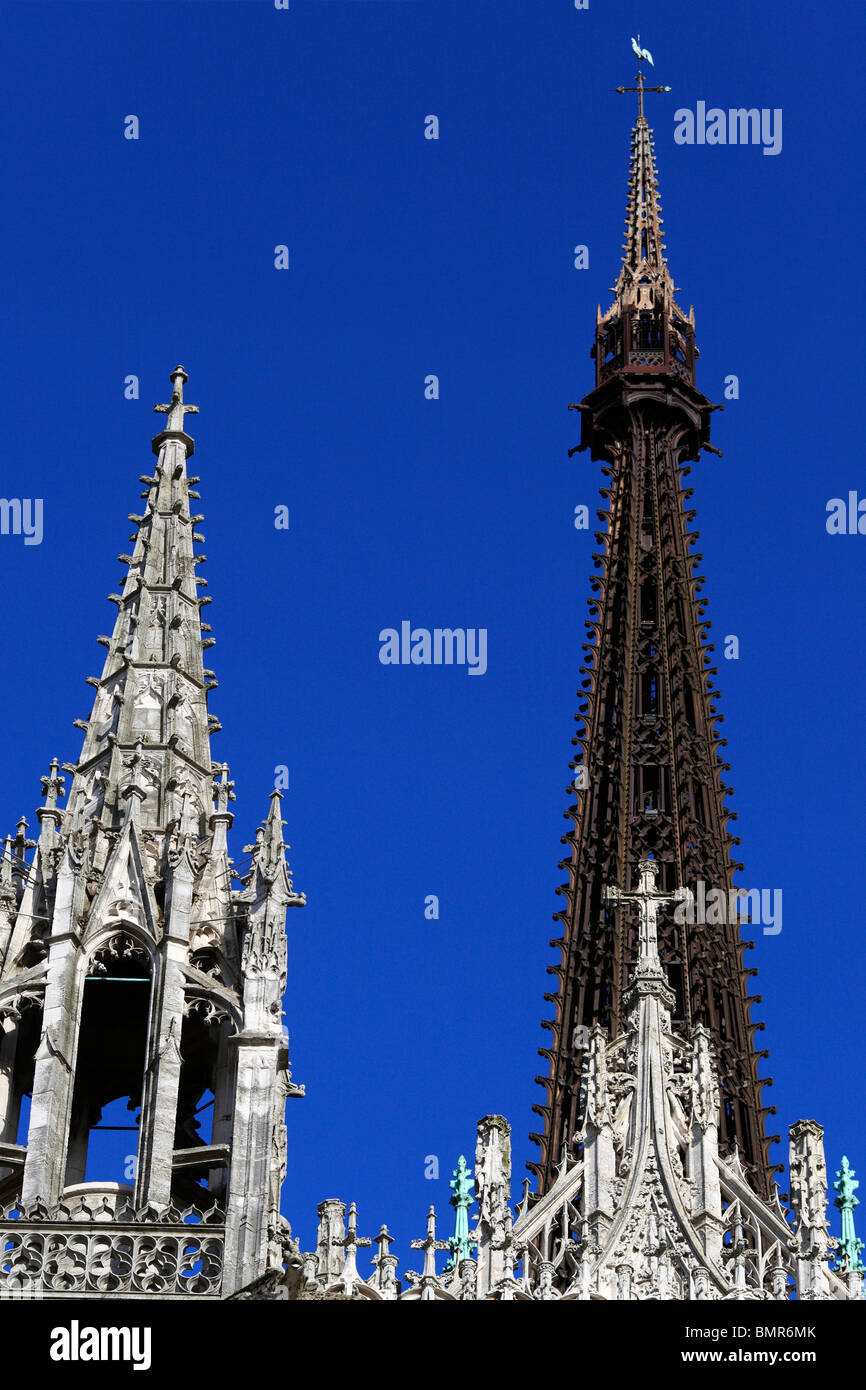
[615,35,671,121]
[604,858,691,972]
[154,364,199,435]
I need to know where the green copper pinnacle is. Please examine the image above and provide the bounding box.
[833,1156,865,1274]
[445,1155,476,1270]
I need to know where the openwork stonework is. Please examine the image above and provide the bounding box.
[0,1197,224,1299]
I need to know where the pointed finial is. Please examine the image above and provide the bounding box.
[213,762,236,814]
[153,365,199,447]
[410,1205,450,1280]
[36,755,66,843]
[373,1223,393,1260]
[39,757,66,812]
[596,42,691,384]
[257,788,290,865]
[370,1223,399,1293]
[14,816,36,853]
[10,816,36,897]
[209,763,235,846]
[445,1155,476,1270]
[833,1157,865,1274]
[335,1201,371,1290]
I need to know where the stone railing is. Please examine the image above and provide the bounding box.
[0,1191,224,1299]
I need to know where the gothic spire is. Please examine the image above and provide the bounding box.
[613,116,672,316]
[592,48,697,388]
[610,44,676,322]
[535,48,771,1199]
[0,367,306,1299]
[64,365,217,841]
[243,789,303,903]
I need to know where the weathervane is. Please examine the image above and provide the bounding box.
[615,35,671,120]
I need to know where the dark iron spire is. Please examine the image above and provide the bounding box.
[531,54,774,1198]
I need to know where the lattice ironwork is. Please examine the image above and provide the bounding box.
[531,106,774,1200]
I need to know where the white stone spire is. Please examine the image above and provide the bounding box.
[0,369,306,1302]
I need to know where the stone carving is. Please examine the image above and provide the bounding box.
[0,1226,223,1297]
[171,690,196,751]
[168,775,204,835]
[132,673,164,738]
[184,994,230,1028]
[144,598,167,660]
[89,933,149,975]
[0,985,44,1024]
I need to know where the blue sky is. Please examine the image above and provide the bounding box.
[0,0,863,1268]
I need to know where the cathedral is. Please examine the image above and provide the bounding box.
[0,59,861,1304]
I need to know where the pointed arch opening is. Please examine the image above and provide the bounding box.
[0,993,43,1203]
[63,932,152,1191]
[172,998,233,1208]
